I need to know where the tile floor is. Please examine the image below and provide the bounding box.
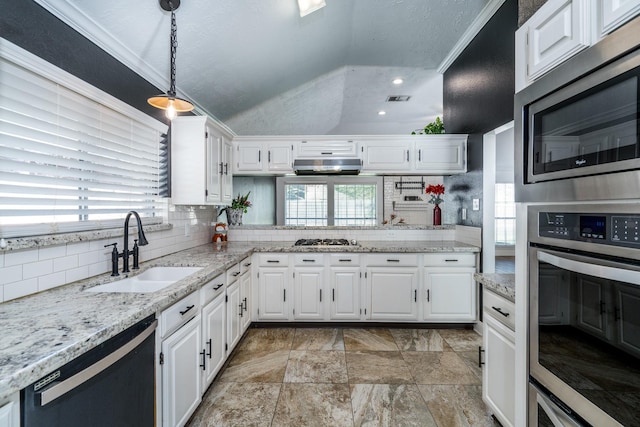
[187,327,501,427]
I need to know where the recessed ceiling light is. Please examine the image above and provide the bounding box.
[392,78,403,85]
[378,111,386,116]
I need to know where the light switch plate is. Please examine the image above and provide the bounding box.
[472,198,480,210]
[461,208,467,220]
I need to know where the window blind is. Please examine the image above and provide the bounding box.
[0,43,167,238]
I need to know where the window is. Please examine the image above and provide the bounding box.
[495,183,516,245]
[277,176,382,226]
[0,40,167,238]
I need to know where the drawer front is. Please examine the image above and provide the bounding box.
[200,273,225,306]
[329,253,360,266]
[293,253,324,266]
[483,289,515,331]
[240,257,252,274]
[424,253,476,267]
[258,254,289,266]
[366,254,418,267]
[160,291,200,338]
[227,263,242,284]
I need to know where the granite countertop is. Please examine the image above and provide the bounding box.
[474,273,515,302]
[0,240,478,400]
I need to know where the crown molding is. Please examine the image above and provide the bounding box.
[437,0,507,74]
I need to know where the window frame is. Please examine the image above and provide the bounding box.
[276,175,383,226]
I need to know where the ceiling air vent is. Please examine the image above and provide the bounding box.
[386,95,411,102]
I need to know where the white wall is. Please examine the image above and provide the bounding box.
[0,206,215,303]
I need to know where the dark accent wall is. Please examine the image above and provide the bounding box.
[0,0,169,124]
[518,0,548,27]
[442,0,517,226]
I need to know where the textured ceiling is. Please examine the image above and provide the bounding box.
[55,0,490,135]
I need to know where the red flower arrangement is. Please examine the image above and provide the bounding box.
[425,184,445,205]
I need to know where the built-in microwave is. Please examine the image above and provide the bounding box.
[515,17,640,203]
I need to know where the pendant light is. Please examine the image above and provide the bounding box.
[147,0,194,120]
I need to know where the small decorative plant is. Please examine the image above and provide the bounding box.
[425,184,445,205]
[412,117,445,134]
[219,192,252,216]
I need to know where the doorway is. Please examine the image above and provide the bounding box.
[482,121,514,273]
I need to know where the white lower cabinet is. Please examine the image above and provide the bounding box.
[201,292,226,389]
[293,266,325,320]
[0,394,18,427]
[423,268,476,321]
[240,267,252,333]
[366,267,419,321]
[226,280,242,352]
[161,309,202,427]
[483,313,516,427]
[329,266,362,320]
[257,268,290,320]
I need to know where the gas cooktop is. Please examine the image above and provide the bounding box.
[293,238,356,246]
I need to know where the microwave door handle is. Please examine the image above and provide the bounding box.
[538,251,640,285]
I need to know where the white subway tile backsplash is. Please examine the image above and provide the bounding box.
[5,249,38,267]
[4,278,38,301]
[65,266,89,284]
[38,245,67,260]
[53,255,79,272]
[78,250,103,267]
[23,260,53,279]
[0,253,4,268]
[38,271,66,292]
[66,242,90,255]
[0,265,22,285]
[88,260,110,278]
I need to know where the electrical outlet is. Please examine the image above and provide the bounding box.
[184,223,190,236]
[461,208,467,220]
[472,198,480,211]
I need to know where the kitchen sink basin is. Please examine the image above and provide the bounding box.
[85,267,202,293]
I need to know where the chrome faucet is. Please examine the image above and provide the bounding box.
[121,211,149,273]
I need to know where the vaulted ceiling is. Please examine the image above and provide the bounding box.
[35,0,493,135]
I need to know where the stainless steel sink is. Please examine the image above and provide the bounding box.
[85,267,202,293]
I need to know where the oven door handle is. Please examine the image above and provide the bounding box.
[538,250,640,285]
[37,319,157,406]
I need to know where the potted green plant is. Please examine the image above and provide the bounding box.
[219,192,252,225]
[412,117,445,135]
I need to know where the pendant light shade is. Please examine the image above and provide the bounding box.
[147,0,194,119]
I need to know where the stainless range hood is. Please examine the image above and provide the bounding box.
[293,158,361,175]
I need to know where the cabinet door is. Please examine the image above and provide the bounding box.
[361,141,412,172]
[526,0,591,81]
[367,267,418,320]
[221,136,234,205]
[601,0,640,35]
[201,294,225,389]
[329,267,361,320]
[258,267,290,320]
[171,116,208,205]
[267,143,293,172]
[205,124,222,204]
[483,314,516,427]
[235,143,264,173]
[162,315,202,427]
[575,276,611,340]
[414,137,467,173]
[424,267,476,321]
[240,270,252,332]
[293,267,325,320]
[615,282,640,357]
[0,394,18,427]
[226,281,241,352]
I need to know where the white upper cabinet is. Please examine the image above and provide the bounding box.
[360,140,413,173]
[516,0,640,92]
[600,0,640,35]
[171,116,233,205]
[233,137,294,174]
[297,139,358,158]
[414,135,467,174]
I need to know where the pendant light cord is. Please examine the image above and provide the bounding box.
[168,3,177,98]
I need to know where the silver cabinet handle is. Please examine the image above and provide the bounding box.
[39,319,157,406]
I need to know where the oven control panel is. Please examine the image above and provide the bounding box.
[539,212,640,247]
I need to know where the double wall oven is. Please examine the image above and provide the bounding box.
[515,16,640,427]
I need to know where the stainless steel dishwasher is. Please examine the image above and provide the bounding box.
[21,315,157,427]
